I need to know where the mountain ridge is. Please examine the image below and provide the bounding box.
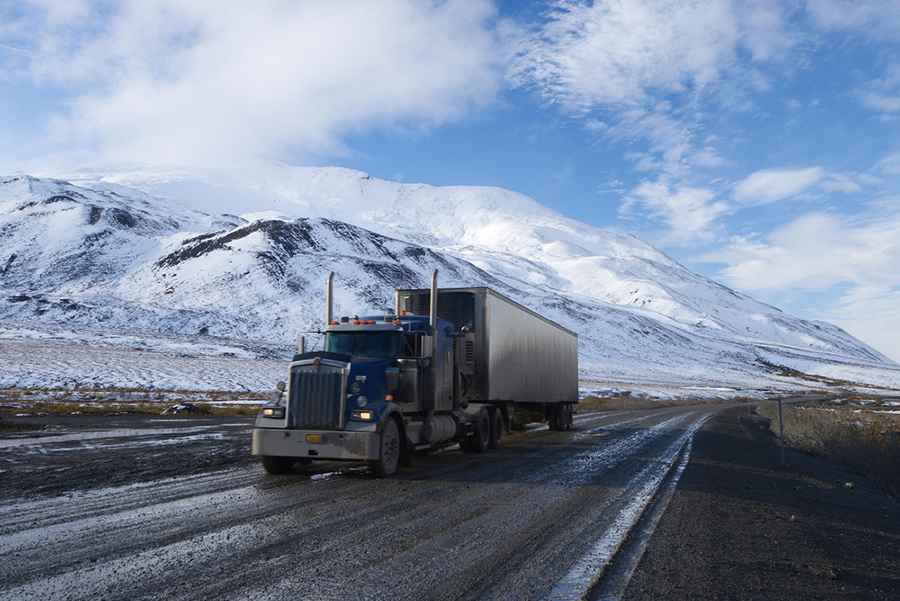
[1,168,897,394]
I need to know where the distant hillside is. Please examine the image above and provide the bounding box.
[1,169,898,394]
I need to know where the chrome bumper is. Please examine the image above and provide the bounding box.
[252,428,380,461]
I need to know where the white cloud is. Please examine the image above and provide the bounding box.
[510,0,794,175]
[819,173,862,194]
[6,0,503,166]
[876,152,900,175]
[692,146,728,168]
[703,207,900,361]
[826,286,900,363]
[511,0,792,110]
[620,162,869,243]
[854,62,900,115]
[707,210,900,291]
[733,166,825,205]
[621,180,729,243]
[22,0,91,25]
[806,0,900,40]
[859,91,900,112]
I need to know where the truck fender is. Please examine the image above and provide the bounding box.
[376,402,403,430]
[377,404,407,441]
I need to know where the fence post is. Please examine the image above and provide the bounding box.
[778,398,785,467]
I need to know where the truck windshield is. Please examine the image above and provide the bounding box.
[325,331,405,359]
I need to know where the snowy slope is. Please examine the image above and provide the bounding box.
[2,169,899,393]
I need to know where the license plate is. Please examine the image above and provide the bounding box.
[305,433,322,444]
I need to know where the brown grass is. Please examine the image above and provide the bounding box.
[578,395,673,411]
[203,405,260,417]
[757,402,900,498]
[0,387,269,403]
[577,395,733,411]
[0,401,260,417]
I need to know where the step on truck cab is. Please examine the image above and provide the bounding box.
[252,270,578,476]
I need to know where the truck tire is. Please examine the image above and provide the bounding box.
[488,409,503,449]
[463,411,490,453]
[261,456,294,474]
[370,417,401,477]
[564,403,575,430]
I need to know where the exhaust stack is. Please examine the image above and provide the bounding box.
[394,289,401,317]
[429,270,438,329]
[325,272,334,327]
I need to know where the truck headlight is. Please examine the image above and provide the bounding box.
[261,406,285,418]
[351,409,375,421]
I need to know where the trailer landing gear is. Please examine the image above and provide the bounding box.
[549,403,574,431]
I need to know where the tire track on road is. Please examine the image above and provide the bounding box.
[546,411,714,601]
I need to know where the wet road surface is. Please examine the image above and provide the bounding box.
[0,406,722,600]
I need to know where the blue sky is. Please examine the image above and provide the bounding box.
[1,0,899,360]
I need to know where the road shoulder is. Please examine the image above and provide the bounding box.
[624,407,900,601]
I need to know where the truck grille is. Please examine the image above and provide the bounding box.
[288,364,345,429]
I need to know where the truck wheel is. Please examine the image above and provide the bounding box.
[370,417,401,477]
[261,456,293,474]
[464,411,490,453]
[488,409,503,449]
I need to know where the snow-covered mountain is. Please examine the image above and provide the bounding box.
[2,168,898,394]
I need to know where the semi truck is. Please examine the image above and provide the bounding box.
[251,271,578,476]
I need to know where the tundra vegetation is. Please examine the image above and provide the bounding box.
[0,387,268,417]
[758,398,900,498]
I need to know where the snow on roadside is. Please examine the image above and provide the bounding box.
[0,336,285,392]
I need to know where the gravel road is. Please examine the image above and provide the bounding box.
[0,405,721,600]
[623,407,900,601]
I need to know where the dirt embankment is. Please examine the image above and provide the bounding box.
[624,407,900,601]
